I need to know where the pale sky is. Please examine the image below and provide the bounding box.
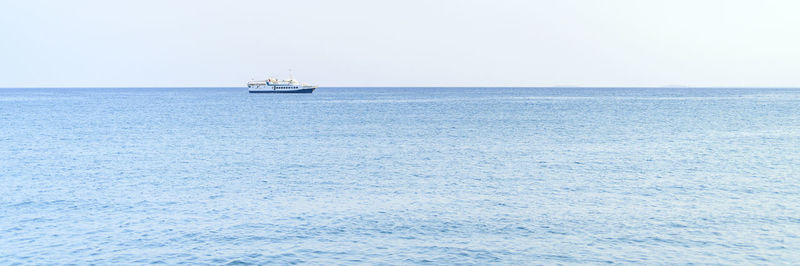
[1,0,799,87]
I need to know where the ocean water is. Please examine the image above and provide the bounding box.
[1,87,799,264]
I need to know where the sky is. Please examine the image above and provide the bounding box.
[1,0,799,87]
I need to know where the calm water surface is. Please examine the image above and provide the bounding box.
[1,87,799,264]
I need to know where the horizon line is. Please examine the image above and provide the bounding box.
[2,86,800,89]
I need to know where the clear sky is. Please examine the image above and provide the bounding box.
[1,0,799,87]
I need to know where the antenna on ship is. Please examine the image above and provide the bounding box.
[289,69,294,80]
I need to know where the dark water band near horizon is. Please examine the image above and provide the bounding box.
[1,87,799,264]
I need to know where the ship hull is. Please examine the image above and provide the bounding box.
[249,88,315,93]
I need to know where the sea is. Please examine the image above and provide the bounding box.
[1,87,799,264]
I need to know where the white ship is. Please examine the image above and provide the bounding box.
[247,74,317,93]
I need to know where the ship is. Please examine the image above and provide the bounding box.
[247,74,317,93]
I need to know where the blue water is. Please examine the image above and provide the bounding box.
[1,87,799,264]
